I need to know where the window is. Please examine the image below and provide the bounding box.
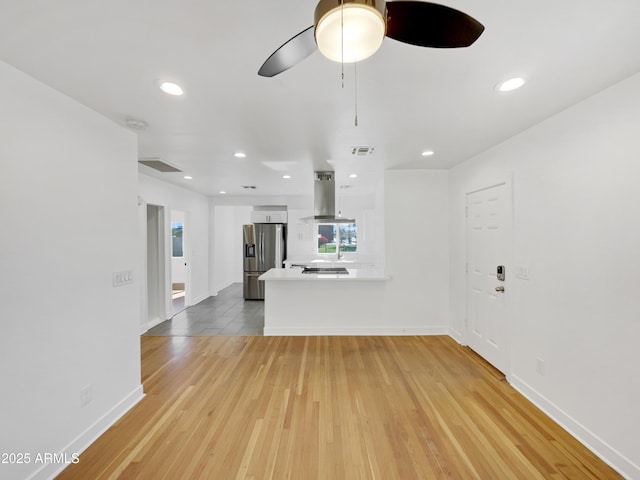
[317,223,357,254]
[171,222,183,257]
[339,223,357,252]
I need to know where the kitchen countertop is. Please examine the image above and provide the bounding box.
[259,268,390,282]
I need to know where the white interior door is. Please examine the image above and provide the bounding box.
[466,182,512,374]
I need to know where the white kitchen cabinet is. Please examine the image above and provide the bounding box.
[250,210,288,223]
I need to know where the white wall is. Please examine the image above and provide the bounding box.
[449,73,640,478]
[384,170,450,332]
[0,60,142,480]
[138,173,210,319]
[210,205,251,294]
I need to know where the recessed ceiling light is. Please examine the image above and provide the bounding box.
[219,190,226,194]
[282,174,291,179]
[183,175,193,180]
[159,81,184,96]
[421,150,435,157]
[497,77,526,92]
[349,173,358,178]
[234,152,246,158]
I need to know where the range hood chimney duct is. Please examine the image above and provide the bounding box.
[303,171,355,223]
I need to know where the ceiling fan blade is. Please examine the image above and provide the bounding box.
[258,26,317,77]
[385,1,484,48]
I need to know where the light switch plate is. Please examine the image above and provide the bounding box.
[80,384,93,407]
[113,270,133,287]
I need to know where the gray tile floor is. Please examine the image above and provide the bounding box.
[145,283,264,336]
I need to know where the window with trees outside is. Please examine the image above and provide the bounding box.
[317,223,357,254]
[171,222,184,257]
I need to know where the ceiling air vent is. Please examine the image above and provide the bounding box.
[138,158,182,173]
[351,146,375,156]
[242,185,257,190]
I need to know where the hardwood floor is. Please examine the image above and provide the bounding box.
[57,336,621,479]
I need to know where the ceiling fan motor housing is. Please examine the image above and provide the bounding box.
[314,0,388,63]
[258,0,484,77]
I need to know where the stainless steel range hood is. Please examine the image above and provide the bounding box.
[302,171,355,223]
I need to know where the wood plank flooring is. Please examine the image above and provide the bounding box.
[56,336,621,479]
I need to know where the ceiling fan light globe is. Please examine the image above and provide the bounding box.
[315,1,386,63]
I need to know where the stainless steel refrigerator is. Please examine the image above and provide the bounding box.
[243,223,286,300]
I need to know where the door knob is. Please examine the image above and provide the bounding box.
[495,286,505,292]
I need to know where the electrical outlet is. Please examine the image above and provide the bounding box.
[80,384,93,407]
[536,358,545,376]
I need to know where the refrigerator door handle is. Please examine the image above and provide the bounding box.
[275,224,282,268]
[260,232,264,266]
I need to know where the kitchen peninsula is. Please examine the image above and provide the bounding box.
[259,267,395,335]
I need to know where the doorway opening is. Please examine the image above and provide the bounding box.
[146,204,168,330]
[171,210,188,315]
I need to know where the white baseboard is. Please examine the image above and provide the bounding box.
[190,292,209,305]
[264,326,449,336]
[211,280,243,297]
[140,316,165,334]
[449,327,465,344]
[510,375,638,480]
[28,385,145,480]
[139,292,216,334]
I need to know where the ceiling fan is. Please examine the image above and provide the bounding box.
[258,0,484,77]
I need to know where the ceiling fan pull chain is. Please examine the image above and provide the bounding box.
[354,62,359,127]
[340,0,344,88]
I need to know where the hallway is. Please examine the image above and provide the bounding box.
[145,283,264,336]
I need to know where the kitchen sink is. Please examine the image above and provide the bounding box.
[310,259,354,264]
[301,267,349,274]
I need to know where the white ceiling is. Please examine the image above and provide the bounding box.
[1,0,639,197]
